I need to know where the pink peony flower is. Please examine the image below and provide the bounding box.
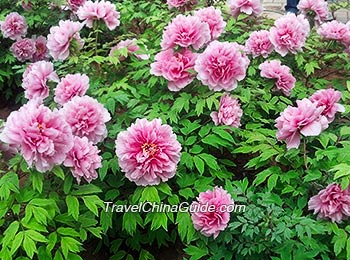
[194,40,250,91]
[259,60,296,96]
[115,118,182,186]
[68,0,86,11]
[270,14,310,56]
[167,0,197,9]
[0,12,27,40]
[160,14,211,50]
[191,187,234,238]
[275,98,329,149]
[193,7,226,40]
[54,73,90,105]
[10,38,36,62]
[0,99,73,172]
[317,21,350,48]
[77,0,120,30]
[47,20,84,61]
[210,93,243,128]
[64,136,101,184]
[245,30,274,58]
[297,0,328,24]
[22,61,59,100]
[109,38,149,60]
[32,36,49,62]
[309,88,345,123]
[150,49,197,91]
[228,0,263,18]
[0,124,19,158]
[60,96,111,143]
[308,183,350,223]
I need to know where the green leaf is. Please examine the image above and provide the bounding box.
[11,231,24,255]
[267,174,279,192]
[253,168,274,186]
[66,195,79,221]
[57,228,80,238]
[61,237,82,259]
[52,166,65,180]
[184,245,208,260]
[148,212,168,231]
[198,153,219,170]
[25,230,47,243]
[30,171,43,193]
[140,186,160,203]
[3,221,19,248]
[193,156,205,175]
[122,212,142,235]
[23,235,37,259]
[176,212,196,243]
[82,195,103,216]
[70,184,102,196]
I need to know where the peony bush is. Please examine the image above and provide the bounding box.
[0,0,350,259]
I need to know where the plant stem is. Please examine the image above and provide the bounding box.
[303,138,309,170]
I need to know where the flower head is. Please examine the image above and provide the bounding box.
[10,38,36,62]
[0,12,27,40]
[22,61,59,100]
[68,0,86,11]
[210,93,243,128]
[60,96,111,143]
[167,0,197,9]
[150,49,197,91]
[32,36,49,62]
[194,40,250,91]
[109,38,149,60]
[115,118,182,186]
[193,7,226,40]
[245,30,274,58]
[269,14,310,56]
[77,0,120,30]
[308,183,350,223]
[54,73,90,105]
[160,14,211,50]
[191,187,234,238]
[275,98,329,149]
[309,88,345,123]
[64,136,101,184]
[0,99,73,172]
[228,0,263,18]
[47,20,84,61]
[297,0,328,24]
[317,20,350,48]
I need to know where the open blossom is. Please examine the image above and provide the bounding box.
[195,40,250,91]
[109,39,149,60]
[228,0,263,18]
[275,99,329,149]
[54,73,89,105]
[309,183,350,223]
[0,12,27,40]
[270,14,310,56]
[22,61,59,100]
[115,118,182,186]
[210,93,243,128]
[298,0,328,24]
[0,99,73,172]
[150,49,197,91]
[309,89,345,123]
[32,36,49,62]
[160,14,210,50]
[259,60,296,96]
[317,21,350,48]
[191,187,234,238]
[68,0,86,11]
[193,7,226,40]
[167,0,197,9]
[245,30,274,58]
[60,96,111,143]
[10,38,36,62]
[47,20,84,61]
[64,136,101,184]
[0,124,19,158]
[77,0,120,30]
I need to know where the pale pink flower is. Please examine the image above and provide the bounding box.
[68,0,86,11]
[210,93,243,128]
[47,20,84,61]
[309,89,345,123]
[160,14,211,50]
[0,99,73,172]
[0,12,27,40]
[317,21,350,48]
[308,183,350,223]
[298,0,328,24]
[77,0,120,30]
[245,30,274,58]
[270,14,310,56]
[167,0,197,9]
[10,38,36,62]
[0,124,19,158]
[54,73,89,105]
[64,136,101,184]
[22,61,59,100]
[115,118,182,186]
[32,36,49,62]
[60,96,111,143]
[275,98,329,149]
[150,49,197,91]
[259,60,296,96]
[228,0,263,18]
[193,7,226,40]
[194,40,250,91]
[109,39,149,60]
[191,187,234,238]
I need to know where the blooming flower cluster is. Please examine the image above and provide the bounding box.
[245,30,274,58]
[0,12,27,40]
[228,0,263,19]
[193,7,226,41]
[259,59,296,96]
[317,20,350,49]
[297,0,328,24]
